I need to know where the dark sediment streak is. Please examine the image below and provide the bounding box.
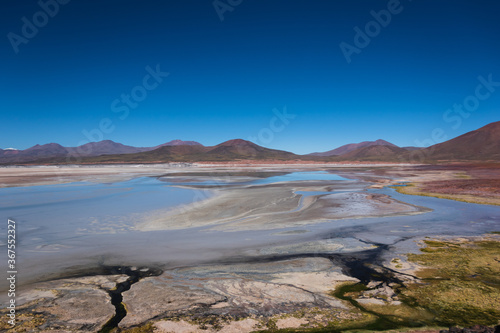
[98,266,162,333]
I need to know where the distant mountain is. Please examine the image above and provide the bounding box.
[126,144,207,162]
[0,143,65,163]
[335,145,408,161]
[155,140,203,147]
[80,139,300,163]
[309,139,398,157]
[420,121,500,161]
[333,122,500,162]
[1,122,499,164]
[24,143,68,157]
[66,140,147,156]
[206,139,298,160]
[0,148,20,157]
[0,143,66,163]
[0,139,203,164]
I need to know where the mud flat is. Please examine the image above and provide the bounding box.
[1,257,361,332]
[138,180,428,232]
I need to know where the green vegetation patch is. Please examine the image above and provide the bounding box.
[455,172,472,179]
[404,238,500,326]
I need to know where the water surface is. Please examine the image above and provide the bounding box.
[1,171,499,298]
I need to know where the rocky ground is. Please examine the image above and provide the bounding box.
[5,235,500,332]
[1,257,363,332]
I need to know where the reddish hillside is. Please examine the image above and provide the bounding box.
[422,121,500,160]
[2,122,498,164]
[79,139,300,162]
[0,139,204,164]
[336,145,408,161]
[310,139,397,157]
[66,140,146,156]
[154,140,203,148]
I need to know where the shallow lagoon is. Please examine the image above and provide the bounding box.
[1,170,499,300]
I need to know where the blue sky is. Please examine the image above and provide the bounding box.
[1,0,500,154]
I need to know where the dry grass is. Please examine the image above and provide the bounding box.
[393,183,500,206]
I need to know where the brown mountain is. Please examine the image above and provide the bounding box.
[154,140,203,148]
[81,139,299,163]
[309,139,398,157]
[420,121,500,161]
[205,139,298,160]
[0,139,204,164]
[1,143,69,163]
[66,140,147,156]
[2,121,499,164]
[131,144,207,161]
[335,145,408,161]
[70,139,204,156]
[0,148,20,156]
[339,122,500,162]
[24,143,68,157]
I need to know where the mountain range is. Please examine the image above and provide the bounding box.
[53,139,300,163]
[1,121,499,164]
[0,140,202,164]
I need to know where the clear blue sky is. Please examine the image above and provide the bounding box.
[1,0,500,154]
